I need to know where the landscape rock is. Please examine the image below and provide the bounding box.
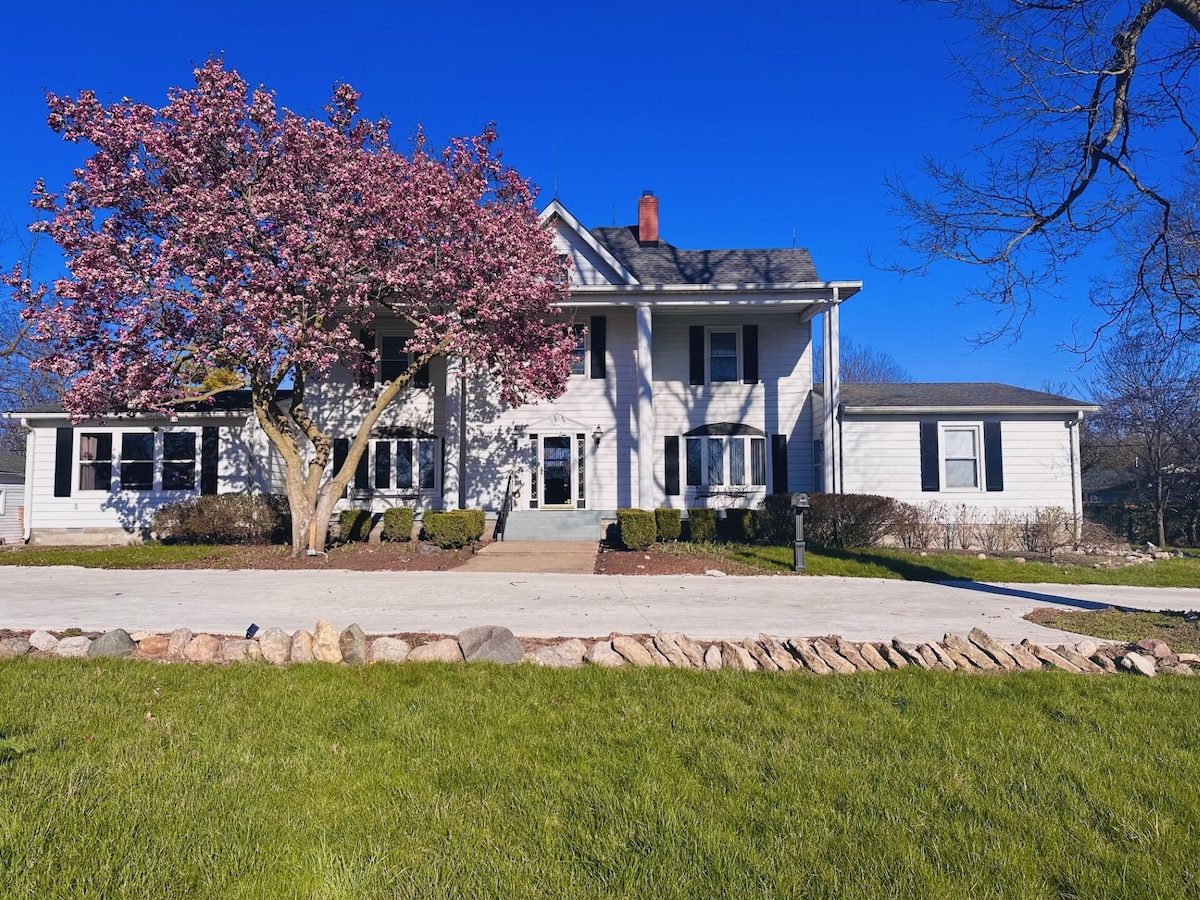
[835,639,873,672]
[369,637,412,663]
[1120,651,1156,677]
[916,643,944,670]
[129,631,152,642]
[88,629,137,659]
[1075,640,1100,659]
[28,630,59,653]
[813,640,857,674]
[857,642,892,672]
[892,640,930,669]
[1020,640,1082,673]
[220,639,262,663]
[339,624,368,665]
[925,642,959,671]
[1004,640,1044,671]
[611,635,655,667]
[938,642,978,672]
[702,643,723,670]
[1055,645,1104,673]
[56,636,92,658]
[1162,663,1195,676]
[943,633,998,670]
[761,634,800,671]
[673,633,707,668]
[967,629,1020,670]
[166,628,193,660]
[183,634,221,663]
[786,638,833,674]
[878,642,910,669]
[1090,653,1118,673]
[258,627,292,666]
[406,638,464,663]
[1134,638,1172,659]
[290,630,315,664]
[641,637,672,667]
[585,640,626,668]
[720,641,757,671]
[743,639,781,671]
[312,620,343,663]
[530,638,588,668]
[653,631,692,668]
[458,625,524,664]
[0,637,31,659]
[137,634,169,658]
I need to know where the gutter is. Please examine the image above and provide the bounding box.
[840,405,1100,415]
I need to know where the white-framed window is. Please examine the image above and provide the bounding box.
[941,424,981,490]
[707,327,741,383]
[371,438,439,492]
[376,334,431,387]
[685,436,766,488]
[569,324,587,376]
[78,430,198,493]
[0,488,6,517]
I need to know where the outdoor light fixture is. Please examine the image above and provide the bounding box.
[592,426,603,445]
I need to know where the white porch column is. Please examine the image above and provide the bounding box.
[822,290,841,493]
[636,302,655,509]
[443,357,463,510]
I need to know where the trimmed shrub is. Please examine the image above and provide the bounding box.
[338,509,374,543]
[687,507,717,543]
[654,507,682,543]
[381,507,415,542]
[806,492,898,549]
[421,509,486,549]
[755,495,795,546]
[617,509,656,551]
[722,508,757,544]
[152,494,281,544]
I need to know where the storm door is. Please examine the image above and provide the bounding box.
[541,435,574,507]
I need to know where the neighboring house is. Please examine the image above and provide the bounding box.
[0,448,26,545]
[5,193,1096,545]
[824,383,1097,526]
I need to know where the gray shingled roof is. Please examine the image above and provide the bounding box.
[590,226,819,285]
[835,382,1094,409]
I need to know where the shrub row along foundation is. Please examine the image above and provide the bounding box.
[1,623,1195,678]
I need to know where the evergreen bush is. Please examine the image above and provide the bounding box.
[381,507,415,542]
[617,508,656,550]
[338,509,374,543]
[687,507,717,543]
[654,507,682,542]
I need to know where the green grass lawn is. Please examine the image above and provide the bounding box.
[1,661,1198,899]
[712,543,1200,587]
[0,543,238,569]
[1027,608,1200,653]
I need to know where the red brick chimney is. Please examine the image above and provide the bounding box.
[638,190,659,244]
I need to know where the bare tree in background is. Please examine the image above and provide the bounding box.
[1089,327,1200,545]
[891,0,1200,345]
[814,337,912,383]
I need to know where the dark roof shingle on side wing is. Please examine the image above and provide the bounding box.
[0,449,25,478]
[590,226,819,285]
[836,382,1094,409]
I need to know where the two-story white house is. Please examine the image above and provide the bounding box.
[7,193,1095,544]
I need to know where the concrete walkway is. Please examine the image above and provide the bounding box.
[456,541,598,574]
[3,568,1199,645]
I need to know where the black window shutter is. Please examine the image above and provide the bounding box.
[689,326,705,385]
[413,359,431,389]
[742,324,759,384]
[354,445,370,490]
[358,329,375,388]
[200,427,219,495]
[54,427,73,498]
[920,422,940,492]
[664,436,680,496]
[984,421,1004,492]
[770,434,789,495]
[590,316,606,379]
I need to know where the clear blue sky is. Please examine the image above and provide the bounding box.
[0,0,1107,396]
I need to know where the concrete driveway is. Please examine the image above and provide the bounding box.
[4,568,1199,644]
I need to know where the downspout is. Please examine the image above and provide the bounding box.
[20,418,33,543]
[1068,412,1083,543]
[458,369,467,509]
[836,404,845,494]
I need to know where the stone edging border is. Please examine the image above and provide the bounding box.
[1,622,1195,678]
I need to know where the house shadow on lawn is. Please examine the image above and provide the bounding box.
[806,547,1127,613]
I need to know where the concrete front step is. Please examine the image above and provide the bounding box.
[501,510,604,542]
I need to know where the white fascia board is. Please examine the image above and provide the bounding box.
[8,410,253,423]
[538,199,640,286]
[569,279,861,297]
[840,405,1100,415]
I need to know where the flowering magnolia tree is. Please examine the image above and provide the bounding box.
[8,59,575,553]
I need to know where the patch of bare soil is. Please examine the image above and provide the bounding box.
[163,542,480,572]
[593,544,766,576]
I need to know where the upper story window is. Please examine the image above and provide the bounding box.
[708,329,740,382]
[570,324,587,376]
[376,335,430,388]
